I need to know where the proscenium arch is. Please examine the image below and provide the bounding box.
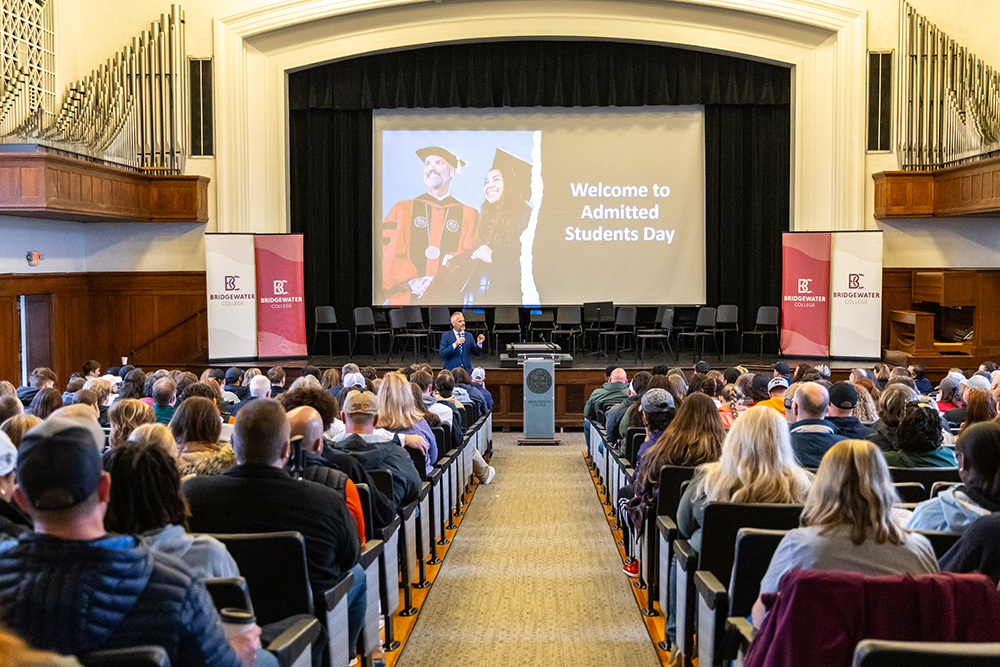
[214,0,865,234]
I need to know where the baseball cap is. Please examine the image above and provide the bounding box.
[964,375,991,391]
[471,368,486,383]
[829,382,859,409]
[225,367,243,381]
[937,374,960,395]
[343,372,366,389]
[694,360,711,374]
[0,431,15,477]
[17,418,104,511]
[771,360,791,376]
[751,374,770,393]
[640,388,674,413]
[768,377,789,391]
[344,390,378,416]
[723,367,741,385]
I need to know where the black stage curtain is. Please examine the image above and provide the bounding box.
[289,41,790,344]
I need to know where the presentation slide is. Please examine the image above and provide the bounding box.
[373,107,706,306]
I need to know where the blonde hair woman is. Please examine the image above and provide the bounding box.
[376,373,438,475]
[128,422,179,457]
[752,440,939,627]
[0,413,41,449]
[851,381,879,425]
[107,398,155,449]
[677,405,813,553]
[241,367,261,388]
[0,382,14,400]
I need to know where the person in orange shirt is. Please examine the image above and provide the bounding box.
[756,376,789,415]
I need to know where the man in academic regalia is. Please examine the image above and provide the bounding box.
[382,146,479,304]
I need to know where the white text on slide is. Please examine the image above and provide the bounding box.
[564,226,676,243]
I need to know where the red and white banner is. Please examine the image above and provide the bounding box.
[254,234,308,358]
[830,232,883,359]
[781,232,831,357]
[206,234,258,360]
[781,231,883,359]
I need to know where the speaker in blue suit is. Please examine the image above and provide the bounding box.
[439,312,485,373]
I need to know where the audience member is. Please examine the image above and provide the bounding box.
[470,367,494,411]
[172,397,236,477]
[719,383,747,428]
[286,406,366,545]
[960,389,996,433]
[289,374,322,392]
[62,376,85,404]
[26,388,61,420]
[377,373,448,477]
[223,367,248,401]
[907,364,933,394]
[0,431,30,537]
[319,369,340,394]
[230,375,271,418]
[821,382,867,439]
[885,399,958,468]
[752,439,938,629]
[756,377,788,414]
[129,423,179,457]
[852,381,879,426]
[944,375,990,425]
[333,390,422,509]
[1,413,40,449]
[771,360,791,381]
[907,421,1000,533]
[452,367,488,416]
[300,365,322,382]
[268,366,287,397]
[605,371,651,444]
[619,375,673,441]
[678,406,812,554]
[866,383,919,450]
[107,398,155,450]
[275,388,396,531]
[105,441,239,579]
[0,381,15,399]
[940,512,1000,584]
[17,367,56,405]
[0,417,245,665]
[117,368,146,401]
[151,378,177,425]
[81,378,112,426]
[185,399,366,659]
[584,368,628,422]
[788,382,847,468]
[0,397,20,426]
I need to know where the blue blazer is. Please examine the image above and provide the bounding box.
[439,329,483,373]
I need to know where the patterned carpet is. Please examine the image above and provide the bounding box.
[396,432,660,667]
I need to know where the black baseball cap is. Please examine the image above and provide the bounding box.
[17,418,104,511]
[772,360,791,376]
[225,367,243,381]
[694,360,711,374]
[829,382,859,409]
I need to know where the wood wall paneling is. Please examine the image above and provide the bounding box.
[0,272,208,388]
[874,156,1000,218]
[0,153,209,223]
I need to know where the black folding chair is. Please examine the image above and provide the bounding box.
[894,482,928,503]
[528,310,555,342]
[353,307,390,357]
[314,306,352,356]
[598,306,637,360]
[636,307,676,363]
[549,305,583,355]
[492,305,522,352]
[705,304,739,359]
[677,306,717,361]
[387,308,427,362]
[427,306,451,350]
[740,306,779,358]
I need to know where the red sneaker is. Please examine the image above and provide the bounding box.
[623,559,639,578]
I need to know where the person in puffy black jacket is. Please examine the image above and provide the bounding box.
[0,417,242,667]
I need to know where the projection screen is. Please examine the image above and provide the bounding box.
[373,107,706,306]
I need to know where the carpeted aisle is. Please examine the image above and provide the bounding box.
[396,431,660,667]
